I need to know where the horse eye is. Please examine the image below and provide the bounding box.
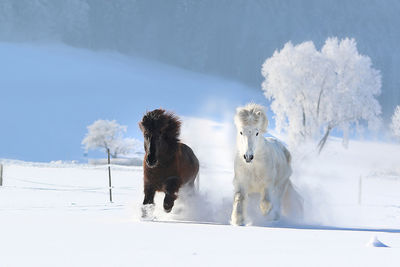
[256,132,259,136]
[240,131,243,135]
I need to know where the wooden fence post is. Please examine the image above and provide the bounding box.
[0,163,3,186]
[107,149,113,202]
[358,176,362,205]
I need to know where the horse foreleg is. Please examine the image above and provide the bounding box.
[164,176,180,213]
[231,191,247,226]
[142,185,156,219]
[260,188,272,216]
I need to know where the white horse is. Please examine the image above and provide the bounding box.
[231,103,303,225]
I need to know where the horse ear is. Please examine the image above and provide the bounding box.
[256,109,268,133]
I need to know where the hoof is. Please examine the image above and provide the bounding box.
[230,219,245,226]
[230,214,245,226]
[163,201,174,213]
[141,204,155,220]
[164,207,172,213]
[163,194,175,213]
[270,210,280,221]
[260,201,272,215]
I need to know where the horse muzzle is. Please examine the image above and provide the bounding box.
[145,155,158,168]
[243,154,254,163]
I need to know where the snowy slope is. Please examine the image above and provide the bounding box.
[0,43,264,162]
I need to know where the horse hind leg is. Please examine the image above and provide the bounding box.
[186,173,199,196]
[268,182,289,221]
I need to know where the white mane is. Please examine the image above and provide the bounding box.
[234,103,268,133]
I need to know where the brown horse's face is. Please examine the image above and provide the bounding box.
[142,128,169,168]
[140,108,181,168]
[143,131,159,167]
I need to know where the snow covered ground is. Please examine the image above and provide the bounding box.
[1,117,400,266]
[0,42,399,266]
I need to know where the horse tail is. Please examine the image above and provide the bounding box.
[282,145,292,165]
[195,172,200,193]
[282,180,303,220]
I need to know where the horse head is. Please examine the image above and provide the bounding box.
[139,109,181,167]
[234,103,268,163]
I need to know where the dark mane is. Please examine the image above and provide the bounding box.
[139,109,181,142]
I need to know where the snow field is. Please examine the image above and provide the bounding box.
[1,135,400,266]
[1,117,400,228]
[0,43,399,266]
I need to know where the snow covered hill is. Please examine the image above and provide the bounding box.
[0,118,400,266]
[0,43,263,162]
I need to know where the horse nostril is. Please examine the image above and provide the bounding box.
[146,155,156,166]
[250,155,254,160]
[243,154,246,160]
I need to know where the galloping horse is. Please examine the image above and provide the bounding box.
[139,109,199,218]
[231,103,303,225]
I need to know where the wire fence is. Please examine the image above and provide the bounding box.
[358,174,400,207]
[0,163,142,203]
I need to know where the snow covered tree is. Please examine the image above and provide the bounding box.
[319,38,382,150]
[262,37,382,152]
[391,105,400,140]
[109,137,142,158]
[82,119,139,159]
[261,41,333,147]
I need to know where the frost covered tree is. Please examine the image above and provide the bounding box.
[262,37,382,152]
[109,137,142,158]
[391,105,400,140]
[82,119,139,159]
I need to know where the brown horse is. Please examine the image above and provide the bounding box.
[139,109,199,217]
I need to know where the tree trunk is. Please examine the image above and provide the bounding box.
[301,106,307,138]
[317,76,327,118]
[316,88,323,118]
[107,148,113,202]
[317,125,332,154]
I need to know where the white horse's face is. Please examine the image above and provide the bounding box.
[237,125,261,163]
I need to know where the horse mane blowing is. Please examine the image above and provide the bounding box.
[139,109,181,145]
[234,103,269,133]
